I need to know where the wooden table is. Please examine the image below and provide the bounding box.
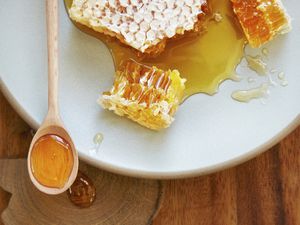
[0,91,299,225]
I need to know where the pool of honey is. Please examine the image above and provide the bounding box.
[65,0,246,98]
[30,134,74,189]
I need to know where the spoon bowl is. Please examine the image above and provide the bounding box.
[27,116,78,195]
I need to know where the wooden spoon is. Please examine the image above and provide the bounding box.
[27,0,78,195]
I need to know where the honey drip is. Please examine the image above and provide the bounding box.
[278,72,288,87]
[67,171,96,208]
[65,0,245,98]
[30,134,74,188]
[245,55,268,76]
[231,83,269,103]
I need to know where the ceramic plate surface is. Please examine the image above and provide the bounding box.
[1,0,299,178]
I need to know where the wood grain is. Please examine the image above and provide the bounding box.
[0,92,32,225]
[0,89,299,225]
[0,159,161,225]
[152,128,300,225]
[279,128,300,225]
[0,92,32,158]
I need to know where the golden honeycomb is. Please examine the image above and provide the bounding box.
[231,0,291,48]
[99,60,186,130]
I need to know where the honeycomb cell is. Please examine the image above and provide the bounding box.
[99,60,186,130]
[231,0,291,48]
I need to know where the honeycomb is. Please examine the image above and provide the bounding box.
[99,60,186,130]
[231,0,291,48]
[69,0,208,55]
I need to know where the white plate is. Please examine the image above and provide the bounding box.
[1,0,299,178]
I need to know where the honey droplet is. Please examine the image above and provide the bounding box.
[231,83,269,103]
[262,48,269,57]
[278,71,285,80]
[93,133,103,145]
[89,133,104,154]
[30,134,74,189]
[245,55,268,76]
[67,171,96,208]
[280,80,288,87]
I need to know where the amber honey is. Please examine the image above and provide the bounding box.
[231,0,290,48]
[65,0,245,98]
[67,171,96,208]
[30,134,74,188]
[100,60,185,130]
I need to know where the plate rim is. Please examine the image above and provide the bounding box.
[1,78,299,179]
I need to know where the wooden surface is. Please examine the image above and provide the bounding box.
[0,91,299,225]
[0,159,161,225]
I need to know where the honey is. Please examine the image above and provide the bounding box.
[278,71,285,80]
[262,48,269,57]
[278,72,288,87]
[231,0,290,48]
[65,0,245,98]
[100,60,185,130]
[245,55,268,76]
[67,171,96,208]
[231,83,269,102]
[30,134,74,189]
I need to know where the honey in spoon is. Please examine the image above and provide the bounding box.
[64,0,246,98]
[30,134,74,189]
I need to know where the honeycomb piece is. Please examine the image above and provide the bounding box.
[231,0,291,48]
[69,0,208,55]
[99,60,186,130]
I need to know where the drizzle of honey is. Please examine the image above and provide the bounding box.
[231,83,269,103]
[67,171,96,208]
[245,55,268,76]
[30,134,74,189]
[64,0,246,98]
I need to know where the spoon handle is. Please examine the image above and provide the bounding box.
[46,0,59,119]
